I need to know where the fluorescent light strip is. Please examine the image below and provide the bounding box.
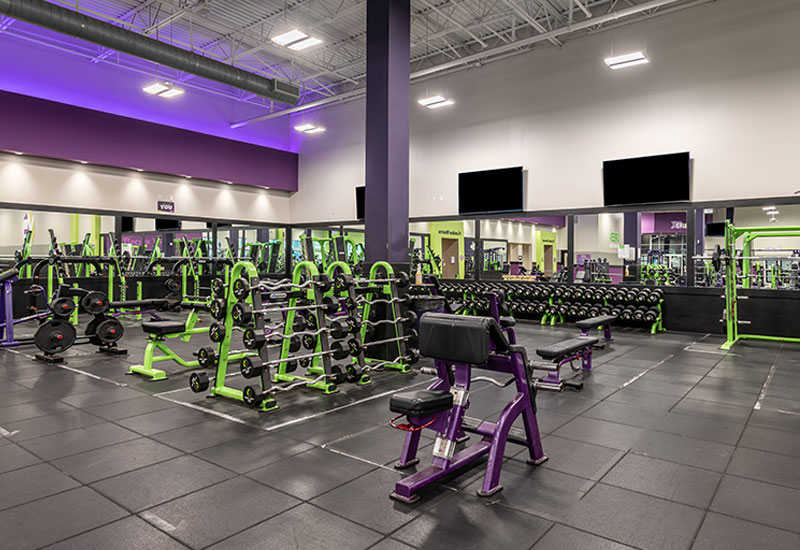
[288,37,322,51]
[605,51,649,70]
[294,123,317,132]
[426,99,455,109]
[143,82,170,95]
[159,87,184,98]
[418,95,447,107]
[272,29,308,46]
[304,126,326,134]
[763,206,776,211]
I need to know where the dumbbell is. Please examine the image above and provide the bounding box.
[633,306,648,321]
[647,289,664,304]
[643,307,659,323]
[621,307,635,321]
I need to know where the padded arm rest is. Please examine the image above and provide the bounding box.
[419,313,509,364]
[0,268,19,284]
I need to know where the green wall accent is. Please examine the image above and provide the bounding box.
[429,221,465,278]
[535,229,557,272]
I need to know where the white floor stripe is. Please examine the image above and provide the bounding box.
[153,394,254,427]
[321,445,397,472]
[140,511,177,532]
[54,364,129,387]
[620,354,675,388]
[0,426,20,438]
[753,364,777,411]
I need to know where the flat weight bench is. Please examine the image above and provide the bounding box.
[389,313,547,503]
[575,314,616,343]
[529,336,599,392]
[128,316,208,381]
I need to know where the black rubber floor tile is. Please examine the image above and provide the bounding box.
[0,487,128,550]
[727,447,800,490]
[533,410,576,434]
[0,463,80,511]
[606,388,682,411]
[1,388,49,408]
[43,515,191,550]
[206,503,382,550]
[0,443,40,474]
[762,383,800,401]
[662,354,720,367]
[534,435,625,481]
[710,475,800,532]
[739,425,800,458]
[311,468,435,534]
[562,484,705,550]
[553,417,645,451]
[465,460,591,520]
[602,453,721,507]
[115,406,209,436]
[535,393,599,416]
[0,400,74,424]
[58,386,144,409]
[571,383,619,400]
[748,409,800,434]
[625,378,694,397]
[652,413,744,445]
[90,455,234,512]
[683,387,757,408]
[14,371,116,396]
[83,395,178,421]
[611,356,664,368]
[706,367,769,383]
[593,363,647,377]
[273,411,377,445]
[6,409,105,442]
[19,421,139,460]
[247,447,375,500]
[691,512,799,550]
[52,437,183,484]
[694,376,761,395]
[655,362,714,375]
[586,372,634,388]
[392,492,551,550]
[631,430,733,472]
[639,371,703,385]
[151,418,261,453]
[368,538,416,550]
[142,476,300,550]
[670,398,752,424]
[582,401,666,429]
[194,431,314,474]
[759,395,800,414]
[532,524,636,550]
[329,425,417,466]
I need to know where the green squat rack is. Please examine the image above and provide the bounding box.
[700,220,800,350]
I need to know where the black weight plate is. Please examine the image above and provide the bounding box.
[289,335,301,353]
[190,371,209,393]
[34,319,76,354]
[209,299,226,321]
[164,277,181,294]
[316,273,332,293]
[50,298,76,318]
[242,327,266,349]
[232,277,250,301]
[242,386,264,407]
[210,278,225,298]
[81,291,110,315]
[302,334,317,350]
[209,322,225,343]
[95,318,124,344]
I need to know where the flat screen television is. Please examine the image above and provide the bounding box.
[706,221,726,237]
[458,167,524,215]
[121,216,134,233]
[355,186,365,219]
[603,152,690,206]
[155,218,181,231]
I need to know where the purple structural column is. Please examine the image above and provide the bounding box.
[623,212,641,260]
[364,0,410,263]
[695,209,705,254]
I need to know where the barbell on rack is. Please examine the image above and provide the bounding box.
[231,274,332,302]
[231,296,340,326]
[333,271,410,291]
[238,339,354,379]
[345,329,418,357]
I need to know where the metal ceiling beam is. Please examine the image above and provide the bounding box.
[231,0,706,126]
[502,0,562,46]
[416,0,488,48]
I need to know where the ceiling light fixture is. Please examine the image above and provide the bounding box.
[418,95,455,109]
[136,168,143,172]
[294,123,326,134]
[272,29,308,46]
[289,37,323,51]
[767,210,779,216]
[605,51,649,70]
[762,206,776,211]
[79,160,88,164]
[426,99,455,109]
[143,81,185,98]
[12,151,23,156]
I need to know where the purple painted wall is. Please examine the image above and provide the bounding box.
[641,212,687,234]
[0,90,298,191]
[510,216,566,227]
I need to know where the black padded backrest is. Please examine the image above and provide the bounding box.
[0,268,19,284]
[419,313,509,365]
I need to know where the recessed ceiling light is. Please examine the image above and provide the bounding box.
[12,151,23,156]
[605,51,649,70]
[418,95,447,107]
[143,82,170,95]
[136,168,143,172]
[79,160,88,164]
[159,86,184,98]
[762,206,776,211]
[184,175,192,179]
[426,99,455,109]
[288,37,323,51]
[768,210,779,215]
[294,123,325,134]
[224,180,233,185]
[272,29,308,46]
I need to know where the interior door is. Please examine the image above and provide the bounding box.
[441,238,460,278]
[544,245,554,276]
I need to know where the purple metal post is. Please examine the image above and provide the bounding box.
[364,0,410,263]
[1,275,20,347]
[623,212,641,261]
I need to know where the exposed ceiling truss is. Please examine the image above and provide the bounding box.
[0,0,714,121]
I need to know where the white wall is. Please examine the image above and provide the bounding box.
[705,205,800,253]
[575,214,625,265]
[0,154,291,225]
[292,0,800,223]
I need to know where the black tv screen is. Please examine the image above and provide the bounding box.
[121,216,134,232]
[155,218,181,231]
[356,186,365,219]
[603,152,690,206]
[458,167,523,215]
[706,222,726,237]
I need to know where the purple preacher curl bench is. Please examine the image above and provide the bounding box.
[388,313,547,503]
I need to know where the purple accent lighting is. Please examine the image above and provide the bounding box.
[0,90,298,191]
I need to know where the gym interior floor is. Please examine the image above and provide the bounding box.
[1,317,799,550]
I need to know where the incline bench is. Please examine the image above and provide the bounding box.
[529,336,599,391]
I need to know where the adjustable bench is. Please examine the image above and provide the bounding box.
[529,336,599,391]
[575,314,615,343]
[389,313,547,503]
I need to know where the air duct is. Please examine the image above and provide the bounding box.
[0,0,300,104]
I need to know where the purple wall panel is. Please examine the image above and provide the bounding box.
[0,90,298,191]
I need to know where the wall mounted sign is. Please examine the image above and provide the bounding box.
[157,201,175,213]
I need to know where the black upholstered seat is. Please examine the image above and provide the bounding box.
[418,313,510,364]
[536,336,598,360]
[390,390,454,417]
[575,315,616,330]
[499,316,516,328]
[142,321,186,336]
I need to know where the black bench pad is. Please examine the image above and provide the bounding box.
[500,316,516,328]
[575,315,616,330]
[419,313,509,364]
[536,336,599,361]
[0,268,19,284]
[390,390,453,417]
[142,321,186,336]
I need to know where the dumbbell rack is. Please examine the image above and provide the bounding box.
[358,262,412,373]
[271,261,340,394]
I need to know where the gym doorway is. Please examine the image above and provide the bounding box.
[543,245,554,276]
[441,238,460,279]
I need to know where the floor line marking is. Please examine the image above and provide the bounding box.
[53,364,129,387]
[620,354,675,388]
[140,511,177,532]
[264,379,430,432]
[153,394,255,427]
[0,426,20,438]
[753,364,777,411]
[321,445,397,472]
[758,407,800,417]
